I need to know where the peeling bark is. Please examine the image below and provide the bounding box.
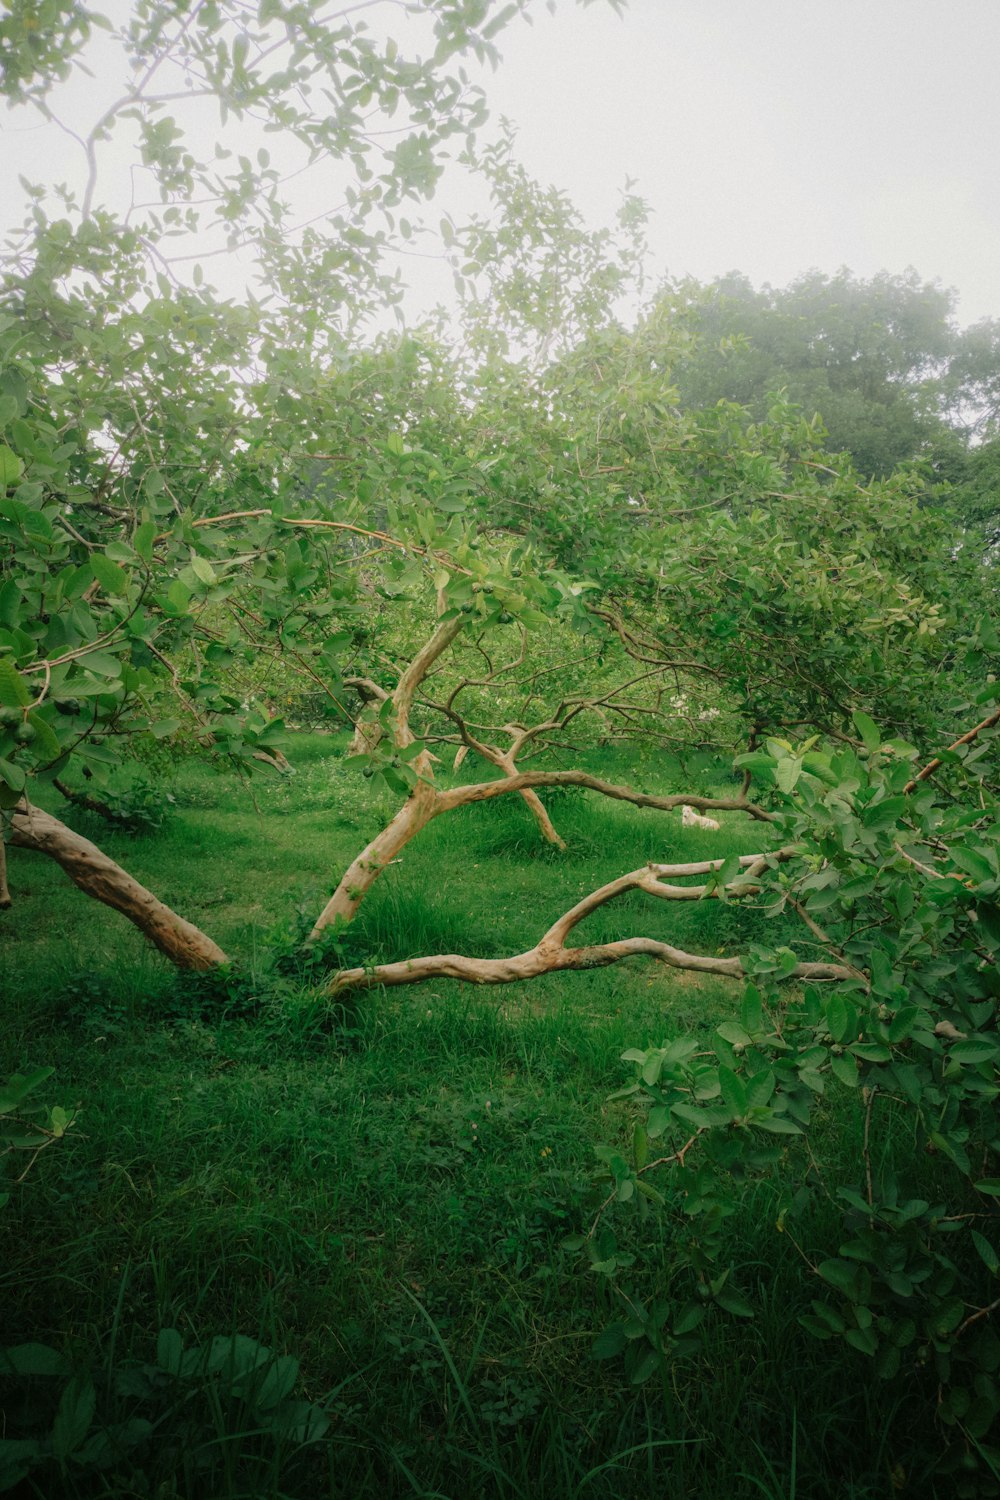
[10,802,226,969]
[325,848,858,995]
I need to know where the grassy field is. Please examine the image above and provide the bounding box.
[0,736,943,1498]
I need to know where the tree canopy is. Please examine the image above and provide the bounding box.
[4,7,1000,1484]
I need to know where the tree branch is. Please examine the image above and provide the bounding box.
[324,849,854,995]
[10,802,226,970]
[436,769,774,822]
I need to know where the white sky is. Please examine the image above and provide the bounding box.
[2,0,999,328]
[471,0,1000,327]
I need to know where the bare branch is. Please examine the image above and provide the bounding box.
[324,849,853,996]
[436,768,774,822]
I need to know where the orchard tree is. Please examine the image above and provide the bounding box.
[0,0,990,977]
[3,4,1000,1484]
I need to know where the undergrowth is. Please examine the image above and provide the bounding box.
[0,735,964,1497]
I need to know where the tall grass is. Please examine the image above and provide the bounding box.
[0,737,947,1497]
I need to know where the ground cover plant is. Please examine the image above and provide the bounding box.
[0,734,992,1500]
[2,3,1000,1497]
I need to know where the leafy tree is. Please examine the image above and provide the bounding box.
[660,268,957,478]
[3,3,1000,1488]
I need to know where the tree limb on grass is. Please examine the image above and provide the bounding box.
[10,801,226,969]
[324,848,855,995]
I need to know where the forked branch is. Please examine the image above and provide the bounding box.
[324,848,856,995]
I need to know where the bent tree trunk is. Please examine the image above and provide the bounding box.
[10,802,226,970]
[307,778,440,937]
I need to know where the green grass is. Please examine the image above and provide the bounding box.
[0,737,950,1497]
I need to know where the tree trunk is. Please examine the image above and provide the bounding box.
[10,802,226,970]
[307,780,440,939]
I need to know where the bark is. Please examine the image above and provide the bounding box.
[344,675,389,757]
[10,802,227,969]
[53,776,119,822]
[0,834,10,910]
[904,704,1000,794]
[307,779,440,937]
[464,739,566,849]
[325,848,857,995]
[309,616,466,939]
[436,769,773,822]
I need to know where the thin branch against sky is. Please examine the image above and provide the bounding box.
[1,0,998,325]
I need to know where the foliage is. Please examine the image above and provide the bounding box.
[4,2,1000,1493]
[660,268,959,478]
[0,1328,329,1496]
[0,1066,73,1211]
[589,707,1000,1492]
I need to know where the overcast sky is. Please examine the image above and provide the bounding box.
[2,0,998,327]
[468,0,1000,327]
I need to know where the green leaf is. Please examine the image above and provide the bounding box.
[753,1113,803,1135]
[0,660,30,708]
[25,711,62,763]
[733,751,775,774]
[718,1065,747,1117]
[190,555,216,585]
[50,1374,96,1461]
[591,1322,628,1360]
[632,1121,648,1172]
[434,491,468,514]
[156,1328,184,1376]
[0,446,23,488]
[825,994,857,1045]
[0,1343,68,1377]
[852,710,881,753]
[0,758,27,794]
[861,797,906,832]
[0,581,20,630]
[774,756,802,793]
[0,1439,43,1491]
[818,1258,860,1295]
[977,902,1000,946]
[952,847,995,885]
[629,1345,661,1384]
[830,1054,859,1088]
[714,1286,755,1318]
[949,1037,998,1063]
[133,520,156,563]
[844,1325,877,1356]
[971,1230,999,1275]
[90,553,129,595]
[716,1021,752,1048]
[252,1354,300,1409]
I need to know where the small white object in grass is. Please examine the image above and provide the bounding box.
[681,804,721,831]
